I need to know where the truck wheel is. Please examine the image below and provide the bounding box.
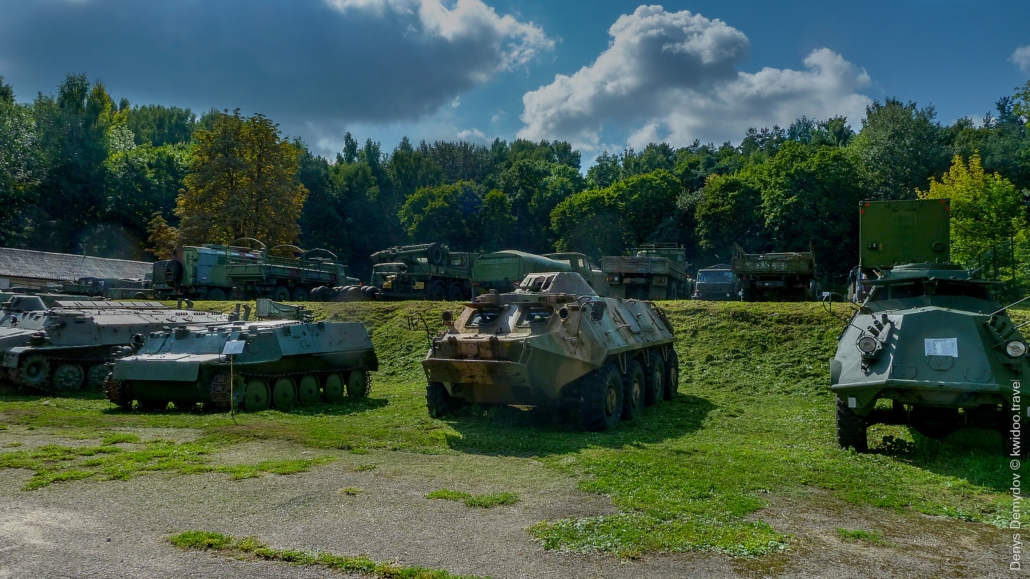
[427,243,445,266]
[663,350,679,400]
[347,370,370,398]
[909,406,959,439]
[85,365,110,391]
[291,287,309,301]
[836,396,868,452]
[644,351,665,405]
[272,377,296,411]
[447,283,465,301]
[577,363,623,431]
[52,364,85,392]
[324,373,345,402]
[272,286,291,302]
[206,288,227,301]
[622,360,645,421]
[16,355,51,390]
[428,282,447,301]
[243,379,270,411]
[426,381,465,418]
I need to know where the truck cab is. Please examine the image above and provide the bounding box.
[692,264,736,300]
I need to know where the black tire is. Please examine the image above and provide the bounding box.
[426,381,465,418]
[427,243,445,266]
[663,349,679,400]
[206,288,227,301]
[447,283,465,301]
[909,406,959,439]
[577,363,623,431]
[272,286,291,302]
[622,360,645,421]
[836,396,868,452]
[291,287,309,301]
[644,351,665,406]
[428,282,447,301]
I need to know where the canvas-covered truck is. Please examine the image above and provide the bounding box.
[601,244,691,300]
[543,252,610,297]
[370,243,474,301]
[152,240,359,301]
[732,243,817,301]
[472,251,572,293]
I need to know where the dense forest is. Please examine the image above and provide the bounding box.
[2,73,1029,282]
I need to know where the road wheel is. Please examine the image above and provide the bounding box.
[447,284,465,301]
[104,375,133,411]
[52,364,85,392]
[347,370,369,398]
[138,399,168,412]
[644,351,665,406]
[243,379,270,411]
[298,375,320,405]
[426,381,465,418]
[291,287,309,301]
[16,355,51,390]
[428,282,447,301]
[206,288,227,301]
[663,349,679,400]
[85,365,110,391]
[577,363,623,431]
[622,359,645,421]
[272,286,291,302]
[836,396,868,452]
[324,373,344,402]
[272,377,296,411]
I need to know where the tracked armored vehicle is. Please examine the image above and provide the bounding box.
[831,199,1027,453]
[1,297,226,392]
[105,310,378,412]
[420,272,677,431]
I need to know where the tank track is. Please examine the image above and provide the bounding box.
[208,373,234,411]
[103,374,132,409]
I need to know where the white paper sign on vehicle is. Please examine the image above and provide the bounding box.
[222,340,246,355]
[924,338,958,357]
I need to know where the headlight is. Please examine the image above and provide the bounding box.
[1006,340,1027,358]
[857,335,879,354]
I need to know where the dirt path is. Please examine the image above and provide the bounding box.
[0,432,1015,579]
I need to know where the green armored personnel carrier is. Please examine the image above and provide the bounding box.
[831,199,1026,453]
[105,303,378,412]
[1,297,226,392]
[420,271,677,430]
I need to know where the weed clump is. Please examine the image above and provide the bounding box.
[426,488,520,508]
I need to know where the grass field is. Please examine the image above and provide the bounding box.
[0,300,1018,557]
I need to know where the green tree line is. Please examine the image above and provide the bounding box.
[2,73,1029,282]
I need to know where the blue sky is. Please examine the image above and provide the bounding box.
[1,0,1027,163]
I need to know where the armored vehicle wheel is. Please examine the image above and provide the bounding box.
[347,370,370,398]
[85,365,110,391]
[173,400,196,411]
[426,381,465,418]
[104,376,133,411]
[52,364,85,392]
[292,287,309,301]
[663,350,679,400]
[244,379,270,411]
[324,373,345,402]
[272,377,296,411]
[298,375,320,405]
[578,363,623,432]
[835,396,868,452]
[909,406,959,440]
[16,355,51,390]
[622,360,645,421]
[272,286,291,302]
[644,351,665,406]
[138,399,168,412]
[206,288,227,301]
[428,282,447,301]
[447,284,465,301]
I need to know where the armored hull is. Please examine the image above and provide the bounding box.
[421,272,677,431]
[830,264,1026,451]
[0,296,226,392]
[107,319,378,412]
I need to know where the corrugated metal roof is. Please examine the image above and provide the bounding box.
[0,248,153,282]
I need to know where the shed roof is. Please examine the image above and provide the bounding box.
[0,248,152,282]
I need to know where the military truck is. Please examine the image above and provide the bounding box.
[543,252,611,297]
[732,243,816,301]
[105,300,378,412]
[601,244,691,300]
[692,263,736,300]
[1,297,227,392]
[152,240,359,301]
[59,276,154,300]
[370,243,474,301]
[473,250,572,293]
[420,271,677,431]
[829,199,1026,454]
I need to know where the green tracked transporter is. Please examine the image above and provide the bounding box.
[830,199,1028,453]
[1,296,226,392]
[105,306,378,412]
[420,271,677,431]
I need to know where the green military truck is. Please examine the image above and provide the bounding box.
[732,243,817,301]
[472,250,572,293]
[370,243,474,301]
[153,240,358,301]
[59,276,154,300]
[692,263,736,300]
[601,244,691,300]
[543,252,610,297]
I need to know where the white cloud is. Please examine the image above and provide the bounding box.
[456,128,487,142]
[1012,45,1030,73]
[518,5,871,151]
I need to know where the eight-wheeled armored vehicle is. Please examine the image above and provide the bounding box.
[1,297,226,392]
[420,271,677,431]
[105,313,378,412]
